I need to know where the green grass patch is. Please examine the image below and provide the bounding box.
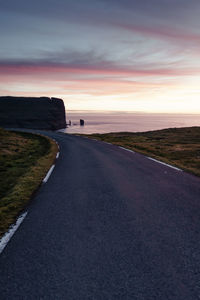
[0,128,58,237]
[83,126,200,177]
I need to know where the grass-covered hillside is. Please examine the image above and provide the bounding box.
[86,127,200,177]
[0,128,57,237]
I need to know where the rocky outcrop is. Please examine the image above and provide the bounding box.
[0,96,66,130]
[80,119,85,126]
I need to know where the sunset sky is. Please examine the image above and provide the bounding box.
[1,0,200,113]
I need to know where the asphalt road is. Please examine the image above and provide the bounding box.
[1,131,200,299]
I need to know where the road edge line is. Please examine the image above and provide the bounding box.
[0,134,59,255]
[43,165,55,183]
[147,157,182,171]
[119,146,135,153]
[0,212,28,254]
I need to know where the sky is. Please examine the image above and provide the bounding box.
[1,0,200,113]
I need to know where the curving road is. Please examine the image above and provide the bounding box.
[0,131,200,299]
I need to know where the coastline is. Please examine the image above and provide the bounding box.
[62,111,200,134]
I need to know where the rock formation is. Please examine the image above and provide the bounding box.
[80,119,85,126]
[0,96,66,130]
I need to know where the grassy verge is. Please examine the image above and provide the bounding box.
[84,126,200,177]
[0,128,58,237]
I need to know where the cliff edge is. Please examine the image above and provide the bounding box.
[0,96,66,130]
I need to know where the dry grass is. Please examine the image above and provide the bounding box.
[85,127,200,177]
[0,128,58,237]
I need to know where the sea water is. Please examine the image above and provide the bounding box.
[60,111,200,134]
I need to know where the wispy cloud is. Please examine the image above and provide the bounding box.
[0,55,198,79]
[115,23,200,44]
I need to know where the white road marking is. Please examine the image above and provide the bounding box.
[0,135,59,254]
[43,165,55,183]
[147,157,182,171]
[104,142,112,145]
[119,146,135,153]
[0,212,28,254]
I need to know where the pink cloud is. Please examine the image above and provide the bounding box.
[0,58,198,98]
[0,61,197,79]
[114,22,200,45]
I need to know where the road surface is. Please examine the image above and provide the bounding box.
[0,131,200,299]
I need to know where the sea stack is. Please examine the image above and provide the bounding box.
[0,96,66,130]
[80,119,85,126]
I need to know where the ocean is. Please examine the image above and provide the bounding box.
[60,111,200,134]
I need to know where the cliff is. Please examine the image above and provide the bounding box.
[0,96,66,130]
